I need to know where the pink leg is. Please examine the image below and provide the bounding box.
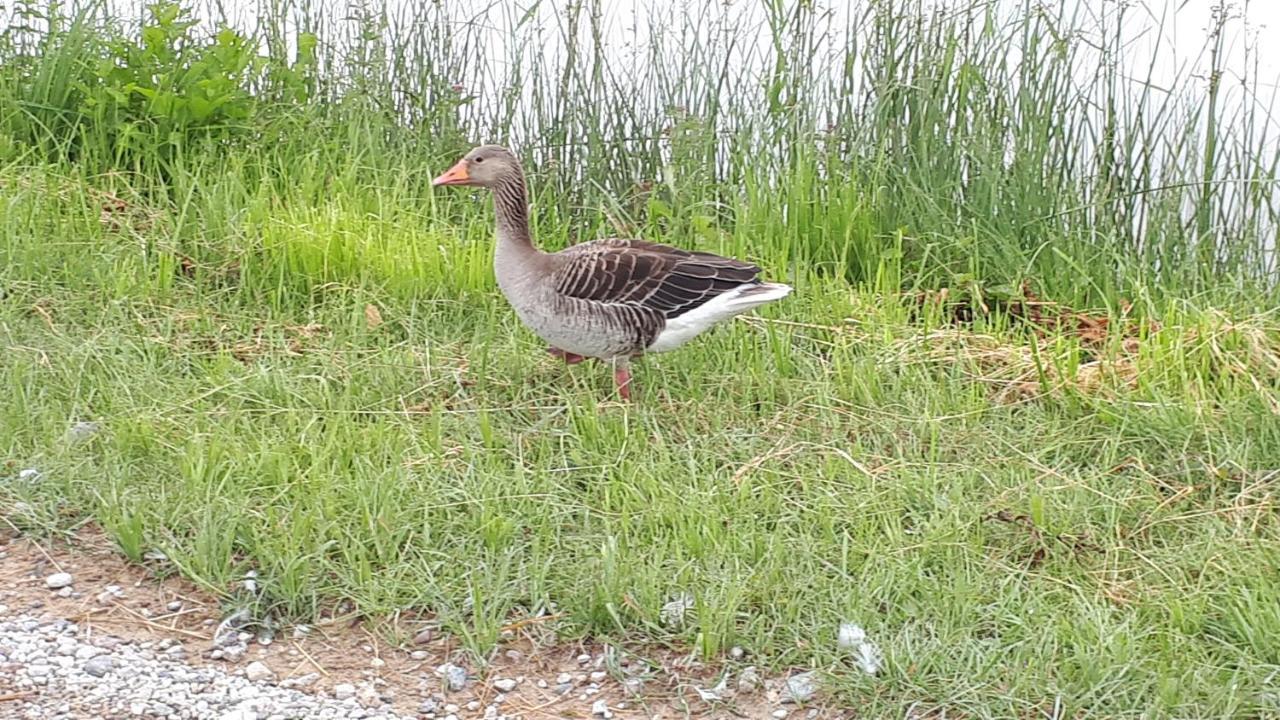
[547,347,586,365]
[613,366,633,401]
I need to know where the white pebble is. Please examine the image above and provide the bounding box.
[45,572,74,589]
[591,699,613,718]
[244,661,274,683]
[782,671,816,703]
[493,678,518,692]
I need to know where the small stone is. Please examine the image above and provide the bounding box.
[56,586,74,598]
[220,644,246,662]
[589,670,607,682]
[439,663,467,691]
[74,645,101,660]
[444,704,460,713]
[166,600,182,612]
[591,699,613,718]
[410,650,429,661]
[536,679,548,688]
[504,649,523,662]
[281,672,319,689]
[730,646,745,659]
[93,636,122,650]
[371,657,385,668]
[357,684,382,707]
[81,655,115,678]
[556,672,573,685]
[244,661,274,682]
[493,678,518,692]
[27,664,51,677]
[291,624,311,639]
[333,683,357,700]
[217,709,257,720]
[577,653,592,665]
[66,420,101,443]
[483,706,500,720]
[150,702,175,717]
[738,665,762,691]
[45,573,74,589]
[660,593,695,626]
[413,628,434,645]
[782,671,816,703]
[465,701,481,711]
[772,711,789,719]
[418,699,438,714]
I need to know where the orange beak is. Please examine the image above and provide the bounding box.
[432,159,471,186]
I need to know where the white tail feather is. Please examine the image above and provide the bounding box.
[647,282,792,352]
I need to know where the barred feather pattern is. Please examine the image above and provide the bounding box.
[548,238,763,351]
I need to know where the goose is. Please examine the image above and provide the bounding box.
[432,145,792,400]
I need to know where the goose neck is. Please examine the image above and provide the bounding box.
[493,175,534,252]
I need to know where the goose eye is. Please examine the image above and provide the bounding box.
[473,156,484,164]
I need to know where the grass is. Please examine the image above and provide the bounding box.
[4,162,1280,717]
[2,0,1280,716]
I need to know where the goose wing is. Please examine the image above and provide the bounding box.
[551,238,762,319]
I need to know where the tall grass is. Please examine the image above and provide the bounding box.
[2,0,1277,306]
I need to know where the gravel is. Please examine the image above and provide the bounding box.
[0,612,416,720]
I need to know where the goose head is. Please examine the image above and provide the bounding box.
[432,145,522,188]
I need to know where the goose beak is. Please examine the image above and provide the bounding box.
[432,159,471,186]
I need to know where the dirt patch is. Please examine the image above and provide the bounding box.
[0,527,846,719]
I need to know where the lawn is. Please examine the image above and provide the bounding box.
[3,0,1280,716]
[3,162,1279,717]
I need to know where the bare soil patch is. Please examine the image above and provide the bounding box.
[0,527,846,719]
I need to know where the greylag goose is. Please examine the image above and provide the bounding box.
[433,145,791,400]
